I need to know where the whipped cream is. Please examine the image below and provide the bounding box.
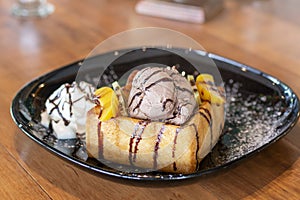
[41,81,95,139]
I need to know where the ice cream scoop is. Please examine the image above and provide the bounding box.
[127,67,197,125]
[41,81,95,139]
[164,67,198,125]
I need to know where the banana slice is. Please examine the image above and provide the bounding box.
[196,74,224,104]
[94,87,119,121]
[112,81,128,116]
[187,75,201,105]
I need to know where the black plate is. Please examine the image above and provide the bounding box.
[11,49,300,181]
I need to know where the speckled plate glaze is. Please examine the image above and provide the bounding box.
[11,49,300,181]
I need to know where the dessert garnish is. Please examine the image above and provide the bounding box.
[41,81,95,140]
[85,66,225,173]
[41,65,225,173]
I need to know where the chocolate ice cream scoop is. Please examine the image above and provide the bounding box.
[127,67,197,125]
[164,68,198,125]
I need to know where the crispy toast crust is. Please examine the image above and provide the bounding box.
[86,101,224,174]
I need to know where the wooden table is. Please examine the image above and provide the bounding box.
[1,0,299,199]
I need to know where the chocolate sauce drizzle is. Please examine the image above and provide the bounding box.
[66,84,73,117]
[76,82,95,104]
[76,132,86,141]
[172,128,180,158]
[128,137,135,165]
[133,136,142,162]
[128,91,142,108]
[129,77,173,113]
[128,120,149,165]
[173,162,177,171]
[97,107,104,159]
[142,68,164,84]
[153,125,165,169]
[191,123,200,171]
[95,90,103,159]
[172,128,181,171]
[162,99,174,111]
[48,84,71,126]
[175,85,194,96]
[132,97,144,114]
[199,106,213,151]
[48,82,95,128]
[199,107,212,122]
[144,77,173,91]
[133,67,148,82]
[164,108,178,124]
[133,121,149,162]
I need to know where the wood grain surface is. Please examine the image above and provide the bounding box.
[1,0,299,199]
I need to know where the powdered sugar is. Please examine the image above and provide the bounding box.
[206,79,286,166]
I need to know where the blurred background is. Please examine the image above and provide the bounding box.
[0,0,300,199]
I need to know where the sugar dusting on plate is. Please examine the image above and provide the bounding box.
[203,79,287,167]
